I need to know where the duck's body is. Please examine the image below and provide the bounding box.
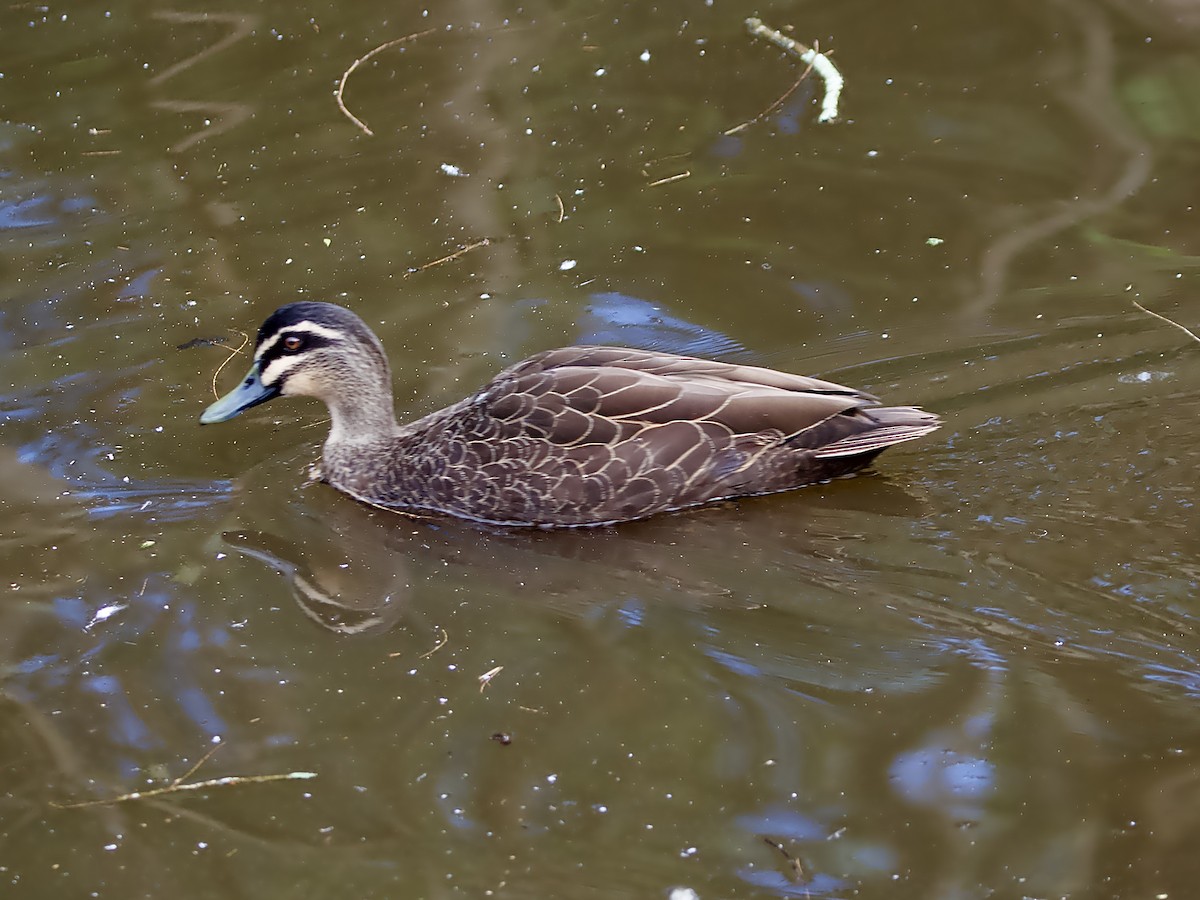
[201,302,940,527]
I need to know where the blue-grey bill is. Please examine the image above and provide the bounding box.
[200,365,280,424]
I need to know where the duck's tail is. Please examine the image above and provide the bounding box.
[812,406,942,459]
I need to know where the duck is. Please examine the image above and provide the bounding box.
[200,302,941,527]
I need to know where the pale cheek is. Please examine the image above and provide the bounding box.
[281,370,320,396]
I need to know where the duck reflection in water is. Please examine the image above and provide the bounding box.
[210,456,935,635]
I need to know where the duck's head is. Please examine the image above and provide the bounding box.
[200,302,393,428]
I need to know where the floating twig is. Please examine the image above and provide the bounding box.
[724,63,814,136]
[745,18,842,124]
[763,837,810,884]
[647,171,691,187]
[478,666,503,692]
[554,193,565,223]
[51,771,317,810]
[396,626,449,660]
[403,238,491,278]
[178,336,229,351]
[210,329,250,400]
[172,740,224,787]
[1132,300,1200,345]
[336,29,436,136]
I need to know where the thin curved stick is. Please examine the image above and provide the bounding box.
[211,330,249,399]
[171,741,224,787]
[336,29,437,136]
[1132,300,1200,345]
[419,627,450,659]
[724,65,813,136]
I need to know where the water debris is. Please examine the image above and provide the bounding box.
[1131,299,1200,345]
[403,239,491,279]
[83,602,127,631]
[52,771,316,810]
[745,17,843,124]
[490,732,512,745]
[763,837,810,884]
[209,330,250,400]
[1117,370,1172,384]
[173,740,225,787]
[647,171,691,187]
[723,63,812,136]
[439,163,468,177]
[478,665,503,692]
[392,626,449,659]
[177,336,229,351]
[336,29,437,137]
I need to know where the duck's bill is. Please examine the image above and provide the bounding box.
[200,365,280,424]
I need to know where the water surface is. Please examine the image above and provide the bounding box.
[3,1,1200,897]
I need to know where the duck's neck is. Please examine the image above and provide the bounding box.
[323,377,399,447]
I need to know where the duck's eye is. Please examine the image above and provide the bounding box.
[283,335,303,352]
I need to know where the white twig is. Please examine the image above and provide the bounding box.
[1132,300,1200,345]
[746,18,843,124]
[51,771,317,809]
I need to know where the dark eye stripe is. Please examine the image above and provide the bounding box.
[259,333,334,367]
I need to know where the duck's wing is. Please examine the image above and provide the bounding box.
[518,346,877,399]
[408,347,937,525]
[485,346,881,445]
